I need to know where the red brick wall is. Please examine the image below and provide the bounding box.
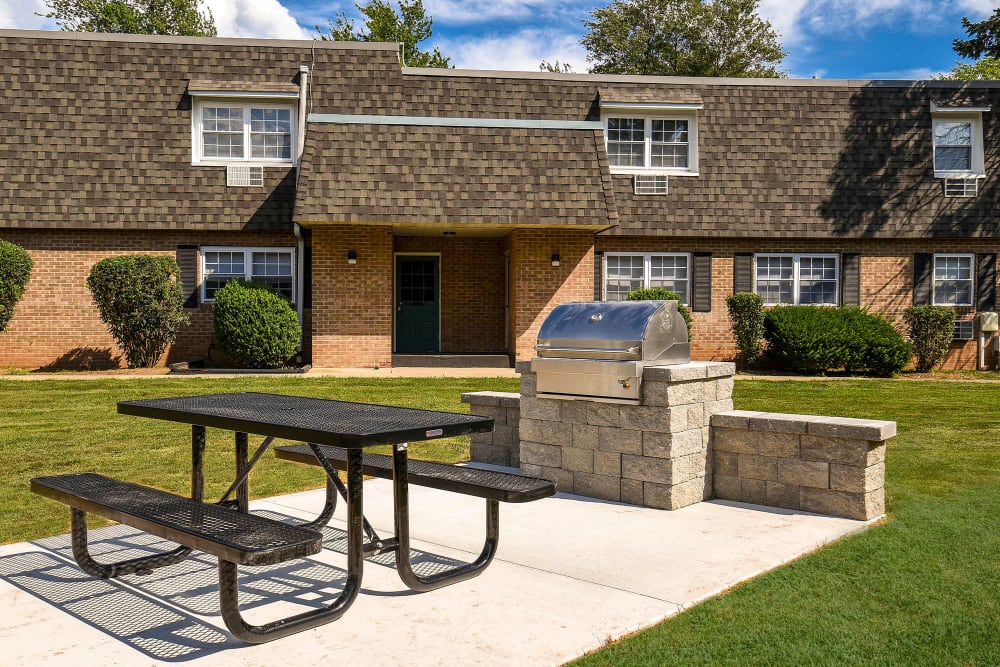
[596,236,1000,369]
[393,236,506,353]
[508,229,596,362]
[0,229,297,369]
[310,225,393,368]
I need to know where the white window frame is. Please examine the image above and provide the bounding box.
[200,246,296,303]
[932,253,974,307]
[930,109,985,178]
[191,98,297,166]
[754,253,840,306]
[602,252,691,303]
[602,105,699,176]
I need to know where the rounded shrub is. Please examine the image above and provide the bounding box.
[904,305,955,372]
[725,292,765,369]
[764,306,911,376]
[626,287,692,340]
[87,255,190,368]
[0,239,34,333]
[213,280,301,369]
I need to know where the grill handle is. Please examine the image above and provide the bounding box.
[534,345,640,355]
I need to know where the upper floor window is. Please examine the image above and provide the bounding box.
[755,254,839,306]
[933,254,974,306]
[930,105,987,178]
[603,252,690,302]
[603,113,698,176]
[202,247,295,302]
[192,100,295,165]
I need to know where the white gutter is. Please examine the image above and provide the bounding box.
[294,65,309,358]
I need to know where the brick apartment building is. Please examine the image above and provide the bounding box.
[0,30,996,370]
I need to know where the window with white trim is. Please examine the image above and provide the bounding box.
[754,254,839,306]
[603,113,698,175]
[192,100,295,165]
[932,253,974,306]
[201,247,295,302]
[930,109,985,178]
[604,253,690,302]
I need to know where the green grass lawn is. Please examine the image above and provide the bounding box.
[1,376,997,665]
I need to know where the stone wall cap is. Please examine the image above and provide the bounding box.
[806,416,897,441]
[461,391,520,405]
[643,361,735,382]
[514,361,533,374]
[710,410,765,428]
[747,412,817,433]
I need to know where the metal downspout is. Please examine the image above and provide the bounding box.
[294,65,309,359]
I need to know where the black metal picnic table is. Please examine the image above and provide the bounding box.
[116,391,494,642]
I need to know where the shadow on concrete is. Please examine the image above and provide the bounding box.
[33,347,120,372]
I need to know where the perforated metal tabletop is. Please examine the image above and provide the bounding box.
[118,392,493,447]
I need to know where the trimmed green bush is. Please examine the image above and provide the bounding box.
[87,255,190,368]
[764,306,911,376]
[904,305,956,372]
[725,292,765,369]
[0,240,33,333]
[626,287,692,340]
[213,280,301,369]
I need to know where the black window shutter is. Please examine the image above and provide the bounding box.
[594,251,603,301]
[690,252,712,312]
[175,245,198,309]
[303,246,313,309]
[841,253,861,306]
[977,253,997,311]
[913,253,933,305]
[733,253,754,294]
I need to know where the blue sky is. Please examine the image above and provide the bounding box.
[2,0,997,79]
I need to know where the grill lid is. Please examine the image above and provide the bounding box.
[535,301,689,363]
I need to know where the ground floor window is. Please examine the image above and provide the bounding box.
[755,254,839,306]
[201,246,295,302]
[933,254,974,306]
[603,253,690,302]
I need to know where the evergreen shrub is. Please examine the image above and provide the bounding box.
[213,280,300,369]
[764,306,911,376]
[0,240,33,333]
[87,255,189,368]
[904,305,956,372]
[725,292,765,369]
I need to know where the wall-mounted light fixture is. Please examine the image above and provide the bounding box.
[347,250,357,265]
[551,253,561,267]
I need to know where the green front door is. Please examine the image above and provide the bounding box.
[395,255,440,353]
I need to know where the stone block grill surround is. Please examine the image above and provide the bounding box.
[464,373,894,521]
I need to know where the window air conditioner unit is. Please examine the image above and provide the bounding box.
[633,174,669,195]
[943,177,978,198]
[226,165,264,187]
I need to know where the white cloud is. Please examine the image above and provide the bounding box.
[203,0,310,39]
[439,28,588,72]
[0,0,58,30]
[956,0,997,15]
[758,0,809,45]
[863,66,936,79]
[426,0,591,27]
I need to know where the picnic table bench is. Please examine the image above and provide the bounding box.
[29,392,555,644]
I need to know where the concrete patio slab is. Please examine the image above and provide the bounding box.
[0,470,874,666]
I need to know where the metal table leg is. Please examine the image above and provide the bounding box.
[219,447,365,643]
[391,443,499,592]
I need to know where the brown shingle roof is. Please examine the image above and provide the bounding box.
[295,123,618,228]
[187,79,299,94]
[598,86,702,106]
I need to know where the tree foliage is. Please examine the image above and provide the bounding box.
[953,9,1000,60]
[903,306,956,373]
[0,240,33,334]
[213,280,301,369]
[540,60,574,73]
[725,292,765,370]
[316,0,451,68]
[87,255,190,368]
[581,0,786,77]
[936,57,1000,80]
[44,0,216,36]
[625,287,692,340]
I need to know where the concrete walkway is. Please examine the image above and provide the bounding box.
[0,470,873,666]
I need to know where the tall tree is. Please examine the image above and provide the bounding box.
[581,0,786,77]
[953,8,1000,60]
[44,0,216,36]
[936,57,1000,81]
[316,0,451,68]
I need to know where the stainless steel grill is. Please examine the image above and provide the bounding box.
[531,301,690,403]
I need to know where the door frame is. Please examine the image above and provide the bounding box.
[393,252,442,353]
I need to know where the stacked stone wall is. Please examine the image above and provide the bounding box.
[461,391,520,467]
